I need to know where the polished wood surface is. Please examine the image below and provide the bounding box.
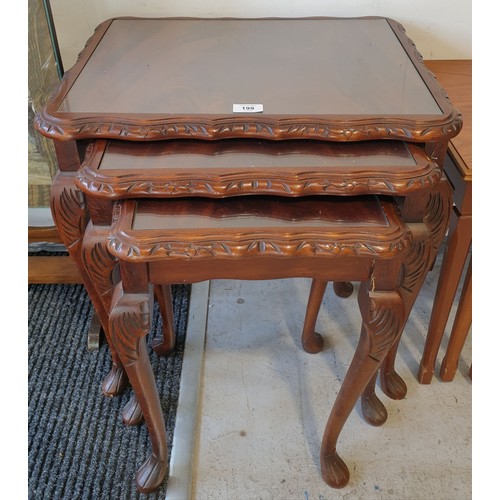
[77,139,440,201]
[35,17,461,142]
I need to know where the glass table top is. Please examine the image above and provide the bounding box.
[131,196,389,231]
[98,140,417,171]
[58,18,441,116]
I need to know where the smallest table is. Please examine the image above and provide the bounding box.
[88,194,413,493]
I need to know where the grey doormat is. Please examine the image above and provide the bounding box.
[28,283,191,499]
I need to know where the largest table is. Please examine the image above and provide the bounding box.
[35,16,462,492]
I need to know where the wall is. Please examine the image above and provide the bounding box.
[50,0,471,70]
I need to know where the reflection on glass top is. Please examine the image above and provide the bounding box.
[99,140,416,170]
[132,196,388,230]
[59,18,441,116]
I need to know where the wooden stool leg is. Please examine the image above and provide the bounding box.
[301,279,327,353]
[321,283,404,488]
[109,283,168,494]
[418,211,472,383]
[440,261,472,382]
[152,284,176,356]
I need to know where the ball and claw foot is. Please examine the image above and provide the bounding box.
[101,365,128,397]
[122,394,144,426]
[135,453,168,494]
[380,370,407,400]
[361,392,388,427]
[302,331,325,354]
[321,449,350,489]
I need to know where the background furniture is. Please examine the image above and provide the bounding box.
[28,228,81,284]
[418,60,472,383]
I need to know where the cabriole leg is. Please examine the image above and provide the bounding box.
[121,284,176,426]
[320,282,405,488]
[109,282,168,494]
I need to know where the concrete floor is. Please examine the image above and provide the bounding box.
[167,251,472,500]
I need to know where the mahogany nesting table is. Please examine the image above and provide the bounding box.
[35,17,462,493]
